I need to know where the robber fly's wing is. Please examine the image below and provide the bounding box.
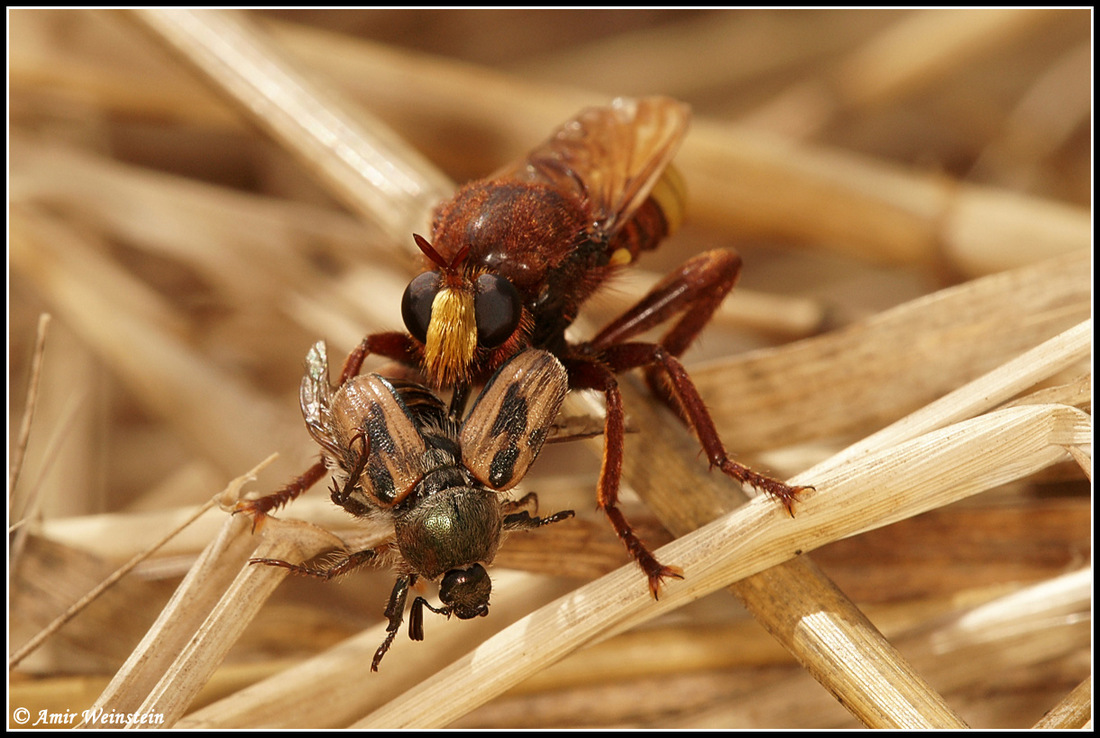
[300,341,345,461]
[343,375,431,506]
[495,96,690,238]
[461,349,569,491]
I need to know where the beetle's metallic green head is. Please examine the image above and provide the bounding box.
[393,485,503,583]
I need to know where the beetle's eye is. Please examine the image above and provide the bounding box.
[474,274,521,348]
[401,271,442,344]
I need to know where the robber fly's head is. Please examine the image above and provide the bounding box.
[401,234,524,387]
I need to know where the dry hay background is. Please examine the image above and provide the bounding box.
[8,9,1092,729]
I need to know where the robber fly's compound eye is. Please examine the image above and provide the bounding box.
[474,273,521,348]
[401,271,442,344]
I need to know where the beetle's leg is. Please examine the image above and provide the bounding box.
[373,574,416,671]
[235,333,418,527]
[600,342,810,515]
[233,461,328,529]
[408,595,451,642]
[327,431,375,517]
[502,509,576,530]
[500,492,574,530]
[447,380,472,420]
[234,426,367,526]
[566,357,683,599]
[250,546,380,580]
[503,508,576,531]
[501,491,539,516]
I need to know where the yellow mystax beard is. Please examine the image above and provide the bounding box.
[424,287,477,387]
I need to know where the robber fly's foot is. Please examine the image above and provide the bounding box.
[232,498,278,532]
[717,459,812,517]
[642,558,684,600]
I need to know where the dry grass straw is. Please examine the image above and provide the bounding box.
[9,9,1091,729]
[362,394,1089,728]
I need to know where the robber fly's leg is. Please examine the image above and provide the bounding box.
[601,342,810,516]
[373,574,415,672]
[588,249,742,418]
[566,357,683,599]
[235,333,418,526]
[589,249,741,356]
[339,331,423,384]
[233,460,328,528]
[250,547,380,580]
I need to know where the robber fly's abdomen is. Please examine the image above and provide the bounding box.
[608,166,686,267]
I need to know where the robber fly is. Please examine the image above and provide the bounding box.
[242,97,809,599]
[251,342,574,670]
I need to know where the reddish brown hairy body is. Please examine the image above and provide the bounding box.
[428,178,631,374]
